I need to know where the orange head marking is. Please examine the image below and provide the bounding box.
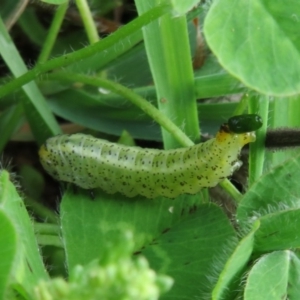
[216,123,256,146]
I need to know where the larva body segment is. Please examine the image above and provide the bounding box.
[39,126,256,199]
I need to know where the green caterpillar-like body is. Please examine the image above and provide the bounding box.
[39,124,256,199]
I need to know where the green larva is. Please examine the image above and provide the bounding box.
[39,115,261,199]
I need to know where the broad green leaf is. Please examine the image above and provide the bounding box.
[46,88,162,140]
[204,0,300,96]
[60,189,207,271]
[0,170,48,296]
[46,87,238,140]
[141,204,237,299]
[254,209,300,253]
[237,152,300,226]
[244,251,300,300]
[212,221,260,300]
[0,210,17,300]
[194,72,245,98]
[171,0,201,15]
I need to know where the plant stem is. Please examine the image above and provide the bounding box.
[34,223,60,235]
[75,0,100,44]
[219,180,242,203]
[25,197,58,224]
[249,94,269,186]
[37,2,68,64]
[36,234,63,248]
[233,93,250,116]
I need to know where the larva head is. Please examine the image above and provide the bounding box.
[216,123,256,147]
[216,114,262,148]
[204,121,257,184]
[228,114,263,134]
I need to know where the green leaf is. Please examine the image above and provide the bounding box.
[244,251,300,300]
[0,16,61,143]
[254,209,300,253]
[171,0,201,15]
[135,1,199,148]
[0,104,23,153]
[237,152,300,226]
[194,72,246,98]
[45,87,239,140]
[46,88,162,140]
[141,204,237,299]
[212,221,260,300]
[0,170,48,296]
[204,0,300,96]
[60,189,207,271]
[0,210,17,300]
